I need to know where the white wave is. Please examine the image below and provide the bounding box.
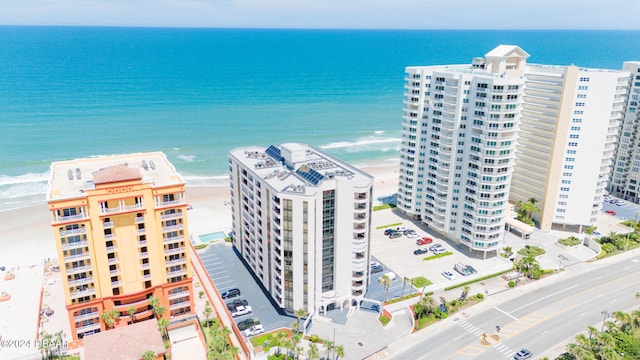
[172,147,180,151]
[183,174,230,187]
[177,154,199,163]
[0,171,50,186]
[320,137,402,151]
[373,130,385,135]
[0,181,49,200]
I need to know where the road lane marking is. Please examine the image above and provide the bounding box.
[494,306,518,320]
[540,330,549,335]
[510,285,578,313]
[595,276,604,280]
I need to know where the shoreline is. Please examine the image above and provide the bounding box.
[0,162,399,268]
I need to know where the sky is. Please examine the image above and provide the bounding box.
[0,0,638,29]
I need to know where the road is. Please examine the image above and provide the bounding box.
[390,254,640,359]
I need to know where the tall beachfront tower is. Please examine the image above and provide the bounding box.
[397,45,527,258]
[510,64,629,230]
[47,152,193,340]
[228,143,373,315]
[610,62,640,202]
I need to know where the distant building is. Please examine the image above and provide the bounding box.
[398,45,632,248]
[510,62,629,230]
[609,62,640,203]
[47,152,193,340]
[228,143,374,315]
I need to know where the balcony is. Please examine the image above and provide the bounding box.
[136,228,146,235]
[62,240,88,251]
[143,274,152,281]
[163,236,184,245]
[139,252,149,259]
[64,252,91,262]
[170,301,191,310]
[73,311,99,322]
[164,247,185,256]
[60,228,86,237]
[169,290,190,300]
[111,280,122,287]
[106,245,117,253]
[156,198,185,208]
[162,224,184,233]
[161,212,183,221]
[55,213,89,223]
[66,265,92,275]
[101,203,144,215]
[141,263,150,270]
[166,258,187,267]
[109,268,120,276]
[102,221,114,229]
[107,257,119,264]
[68,277,93,287]
[166,269,188,277]
[104,234,116,241]
[70,288,96,299]
[75,322,101,333]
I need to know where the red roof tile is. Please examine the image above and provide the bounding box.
[93,165,142,185]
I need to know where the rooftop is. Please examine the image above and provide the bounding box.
[47,152,184,201]
[229,143,373,195]
[82,319,165,360]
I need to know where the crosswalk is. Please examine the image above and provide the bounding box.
[456,320,516,359]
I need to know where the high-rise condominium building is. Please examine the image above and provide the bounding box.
[397,45,527,257]
[47,152,193,340]
[510,63,629,230]
[228,143,373,315]
[398,45,632,242]
[610,62,640,202]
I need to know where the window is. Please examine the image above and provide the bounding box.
[572,118,582,123]
[570,126,581,131]
[575,102,585,107]
[569,134,579,139]
[579,77,590,82]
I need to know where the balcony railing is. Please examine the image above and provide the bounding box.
[136,228,146,235]
[156,199,185,208]
[55,213,89,223]
[70,288,96,299]
[100,203,144,215]
[169,290,191,300]
[102,221,114,229]
[68,277,93,287]
[170,301,191,310]
[66,265,92,275]
[62,240,88,251]
[162,224,184,233]
[73,311,99,322]
[64,252,91,262]
[161,212,183,221]
[60,228,86,237]
[163,236,184,245]
[166,258,187,267]
[75,322,101,333]
[107,257,119,265]
[109,269,120,276]
[164,247,185,256]
[106,246,117,253]
[134,217,145,224]
[104,234,116,241]
[139,252,149,259]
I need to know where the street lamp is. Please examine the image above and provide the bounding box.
[601,309,610,333]
[558,254,568,270]
[625,211,640,252]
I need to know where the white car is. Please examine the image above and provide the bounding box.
[430,244,447,255]
[244,324,264,337]
[406,232,420,238]
[616,200,626,206]
[231,305,253,317]
[441,271,456,280]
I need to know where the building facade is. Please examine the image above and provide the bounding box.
[397,45,527,257]
[228,143,373,315]
[609,62,640,202]
[47,152,193,340]
[511,64,629,230]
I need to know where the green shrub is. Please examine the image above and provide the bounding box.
[423,252,453,261]
[224,237,233,242]
[517,245,545,257]
[373,204,396,211]
[444,269,512,291]
[386,292,421,304]
[195,244,208,250]
[476,293,484,299]
[375,222,403,230]
[411,276,433,288]
[508,281,516,288]
[558,236,581,246]
[379,314,391,326]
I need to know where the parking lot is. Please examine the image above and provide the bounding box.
[602,194,640,224]
[198,243,294,335]
[369,210,512,299]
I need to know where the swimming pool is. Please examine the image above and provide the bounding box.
[193,231,227,245]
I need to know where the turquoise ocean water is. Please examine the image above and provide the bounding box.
[1,27,639,210]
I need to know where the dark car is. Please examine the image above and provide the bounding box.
[236,317,259,331]
[465,265,477,274]
[384,229,396,235]
[413,248,428,255]
[226,299,249,311]
[221,288,241,300]
[389,232,402,239]
[371,265,384,273]
[513,348,532,360]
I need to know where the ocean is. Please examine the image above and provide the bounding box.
[1,27,639,211]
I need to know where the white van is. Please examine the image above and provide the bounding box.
[381,272,396,281]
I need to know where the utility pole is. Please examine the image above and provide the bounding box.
[601,309,610,333]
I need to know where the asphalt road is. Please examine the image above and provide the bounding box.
[391,254,640,360]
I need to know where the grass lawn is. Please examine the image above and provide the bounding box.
[249,329,292,351]
[411,276,432,288]
[423,251,453,261]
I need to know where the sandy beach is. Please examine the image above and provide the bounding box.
[0,162,399,268]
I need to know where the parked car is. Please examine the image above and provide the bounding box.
[616,200,626,206]
[370,261,380,268]
[430,244,446,255]
[380,272,396,281]
[370,264,384,273]
[221,288,241,300]
[389,232,402,239]
[244,324,265,337]
[237,318,260,331]
[383,229,396,236]
[454,262,473,276]
[403,229,416,235]
[226,299,249,311]
[231,305,253,317]
[513,348,533,360]
[395,226,407,232]
[605,210,616,215]
[441,271,456,280]
[417,237,433,245]
[406,232,420,238]
[413,248,428,255]
[465,264,477,274]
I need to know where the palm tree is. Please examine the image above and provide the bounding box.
[521,198,540,223]
[273,330,288,356]
[307,342,319,360]
[401,276,411,297]
[294,308,306,333]
[148,295,160,309]
[335,344,345,360]
[100,309,120,329]
[461,285,471,301]
[38,331,53,360]
[291,321,300,334]
[153,304,167,319]
[157,317,170,341]
[127,306,136,324]
[416,294,435,327]
[294,344,304,360]
[141,350,156,360]
[203,305,213,328]
[324,341,334,360]
[53,330,65,359]
[379,275,392,302]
